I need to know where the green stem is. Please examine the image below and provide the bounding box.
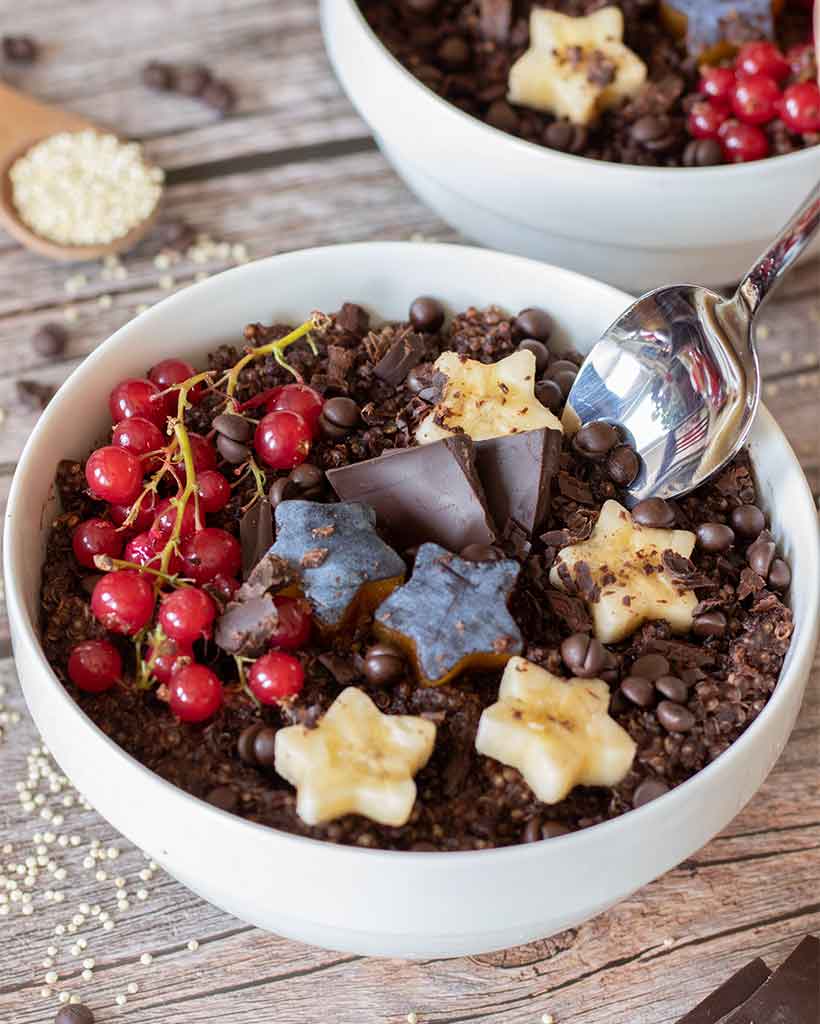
[222,317,319,397]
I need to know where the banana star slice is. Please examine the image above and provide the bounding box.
[476,657,636,804]
[508,6,647,126]
[416,349,563,444]
[274,687,436,827]
[549,500,698,644]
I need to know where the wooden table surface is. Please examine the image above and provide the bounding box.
[0,3,818,1022]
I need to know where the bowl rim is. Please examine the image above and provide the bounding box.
[5,240,819,868]
[326,0,820,182]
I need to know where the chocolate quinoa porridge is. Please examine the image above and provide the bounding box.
[41,298,793,851]
[357,1,818,166]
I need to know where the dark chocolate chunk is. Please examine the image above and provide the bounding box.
[675,957,771,1024]
[374,543,522,685]
[335,302,370,337]
[474,427,561,537]
[16,379,54,411]
[239,498,273,579]
[373,331,426,387]
[318,652,360,686]
[327,435,497,552]
[142,60,175,90]
[214,595,278,657]
[268,501,405,631]
[237,553,297,602]
[3,34,38,62]
[32,323,68,358]
[719,936,818,1024]
[460,543,503,562]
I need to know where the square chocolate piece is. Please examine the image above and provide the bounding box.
[475,426,561,537]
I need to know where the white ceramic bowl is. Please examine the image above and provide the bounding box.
[320,1,820,292]
[5,243,818,958]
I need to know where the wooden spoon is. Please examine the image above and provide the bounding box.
[0,82,161,262]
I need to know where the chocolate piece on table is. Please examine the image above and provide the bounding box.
[374,542,522,686]
[239,498,273,578]
[268,500,405,633]
[373,331,426,387]
[326,435,497,552]
[474,427,561,537]
[718,936,819,1024]
[675,958,771,1023]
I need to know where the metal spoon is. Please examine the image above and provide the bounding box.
[565,180,820,504]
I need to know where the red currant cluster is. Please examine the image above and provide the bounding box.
[688,41,820,163]
[66,321,325,723]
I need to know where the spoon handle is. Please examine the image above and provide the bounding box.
[734,180,820,322]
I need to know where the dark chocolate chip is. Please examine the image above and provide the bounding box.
[655,675,688,703]
[632,497,675,529]
[252,727,277,768]
[573,421,619,458]
[32,323,68,358]
[656,700,695,733]
[522,817,543,843]
[176,65,212,97]
[437,36,471,69]
[288,463,324,498]
[633,778,669,808]
[319,396,360,438]
[631,114,672,144]
[543,119,587,153]
[486,99,519,134]
[517,338,550,375]
[409,296,445,334]
[560,632,605,679]
[535,378,563,412]
[404,0,439,13]
[696,522,735,552]
[212,412,252,443]
[747,536,775,578]
[238,724,264,765]
[206,785,238,813]
[544,359,577,397]
[16,379,54,411]
[683,138,724,167]
[201,79,236,114]
[620,675,655,708]
[3,35,38,62]
[216,433,250,464]
[142,60,175,91]
[514,307,553,342]
[692,610,727,638]
[269,477,295,508]
[731,504,765,538]
[363,642,405,686]
[541,821,571,839]
[631,653,670,680]
[460,543,503,562]
[767,558,791,591]
[606,445,640,486]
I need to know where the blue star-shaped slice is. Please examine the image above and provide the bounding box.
[268,500,406,632]
[374,543,523,686]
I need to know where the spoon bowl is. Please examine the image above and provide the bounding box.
[567,181,820,504]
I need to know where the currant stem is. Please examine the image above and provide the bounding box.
[94,554,187,586]
[223,317,319,399]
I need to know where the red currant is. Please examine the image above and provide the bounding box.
[254,410,311,470]
[731,74,780,125]
[148,358,202,416]
[780,82,820,134]
[168,664,223,723]
[180,528,241,584]
[699,66,736,107]
[109,491,160,533]
[72,518,123,569]
[149,497,198,545]
[205,574,239,603]
[735,41,789,83]
[248,651,304,704]
[267,384,324,432]
[185,433,217,474]
[111,417,166,467]
[86,446,143,505]
[109,378,164,426]
[145,635,193,685]
[124,531,158,567]
[159,587,216,644]
[687,100,728,139]
[68,640,122,693]
[196,470,232,514]
[269,596,312,650]
[91,570,155,635]
[719,119,770,162]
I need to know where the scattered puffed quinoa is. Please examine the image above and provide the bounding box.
[187,939,199,951]
[542,1014,555,1024]
[115,994,127,1006]
[139,953,152,966]
[127,983,138,994]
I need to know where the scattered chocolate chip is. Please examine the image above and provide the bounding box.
[692,610,727,638]
[731,504,765,538]
[32,323,68,358]
[437,36,471,69]
[535,378,563,412]
[3,35,38,62]
[269,477,294,508]
[176,64,212,97]
[517,338,550,375]
[656,700,695,733]
[606,445,640,486]
[15,379,54,411]
[486,99,519,134]
[363,642,405,686]
[253,727,277,768]
[543,119,588,153]
[319,396,360,438]
[541,821,571,838]
[560,632,605,678]
[747,535,775,578]
[142,60,175,91]
[409,296,445,334]
[696,522,735,552]
[573,421,619,459]
[767,558,791,591]
[405,0,439,13]
[201,79,236,114]
[632,497,675,529]
[514,307,552,343]
[633,778,669,808]
[655,674,688,703]
[460,543,503,562]
[631,653,670,680]
[206,785,238,813]
[212,412,252,443]
[544,359,577,397]
[683,138,724,167]
[631,114,672,145]
[216,434,250,464]
[620,675,656,707]
[238,723,264,765]
[317,652,359,686]
[288,463,324,499]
